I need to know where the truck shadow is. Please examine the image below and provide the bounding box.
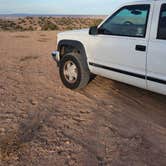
[76,76,166,165]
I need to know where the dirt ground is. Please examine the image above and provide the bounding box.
[0,31,166,166]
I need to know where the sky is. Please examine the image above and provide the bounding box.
[0,0,130,15]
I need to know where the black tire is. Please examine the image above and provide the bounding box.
[59,53,90,90]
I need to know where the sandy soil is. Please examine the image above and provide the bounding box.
[0,31,166,166]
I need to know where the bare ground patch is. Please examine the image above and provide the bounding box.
[20,55,39,62]
[13,35,30,38]
[37,38,50,42]
[0,31,166,166]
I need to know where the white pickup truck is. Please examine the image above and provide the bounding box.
[52,0,166,95]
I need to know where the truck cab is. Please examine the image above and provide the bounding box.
[52,0,166,95]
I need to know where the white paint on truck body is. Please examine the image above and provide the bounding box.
[57,0,166,95]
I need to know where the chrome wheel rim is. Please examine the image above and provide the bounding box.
[63,60,78,83]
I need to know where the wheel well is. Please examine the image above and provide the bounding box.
[57,40,87,61]
[59,45,81,59]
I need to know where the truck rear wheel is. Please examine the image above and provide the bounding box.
[59,53,90,89]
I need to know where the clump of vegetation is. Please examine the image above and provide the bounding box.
[41,21,59,30]
[26,16,33,20]
[28,26,34,31]
[92,19,103,26]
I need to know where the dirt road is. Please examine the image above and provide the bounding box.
[0,31,166,166]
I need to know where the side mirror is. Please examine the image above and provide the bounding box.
[89,26,98,35]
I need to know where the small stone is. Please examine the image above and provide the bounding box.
[0,102,5,107]
[48,97,53,100]
[30,99,38,105]
[65,141,70,145]
[0,128,6,136]
[0,128,5,133]
[80,110,90,114]
[17,100,24,104]
[72,117,85,122]
[67,155,71,159]
[109,105,113,108]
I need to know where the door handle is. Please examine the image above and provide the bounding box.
[135,45,146,52]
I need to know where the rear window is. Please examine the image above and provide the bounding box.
[157,4,166,39]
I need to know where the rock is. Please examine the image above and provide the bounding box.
[29,99,38,105]
[80,110,90,114]
[48,96,53,100]
[65,141,70,145]
[0,102,5,107]
[0,128,5,133]
[72,117,85,122]
[0,128,6,136]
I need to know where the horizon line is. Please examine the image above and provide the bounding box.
[0,13,107,16]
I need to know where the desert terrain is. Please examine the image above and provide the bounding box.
[0,30,166,166]
[0,17,103,31]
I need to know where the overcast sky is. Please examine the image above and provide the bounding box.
[0,0,131,15]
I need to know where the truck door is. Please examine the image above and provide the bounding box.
[89,2,153,89]
[147,2,166,95]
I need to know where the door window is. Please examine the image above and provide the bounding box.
[98,5,150,38]
[157,4,166,40]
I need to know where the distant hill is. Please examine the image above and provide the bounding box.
[0,14,106,19]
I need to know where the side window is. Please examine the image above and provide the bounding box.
[98,5,150,38]
[157,4,166,40]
